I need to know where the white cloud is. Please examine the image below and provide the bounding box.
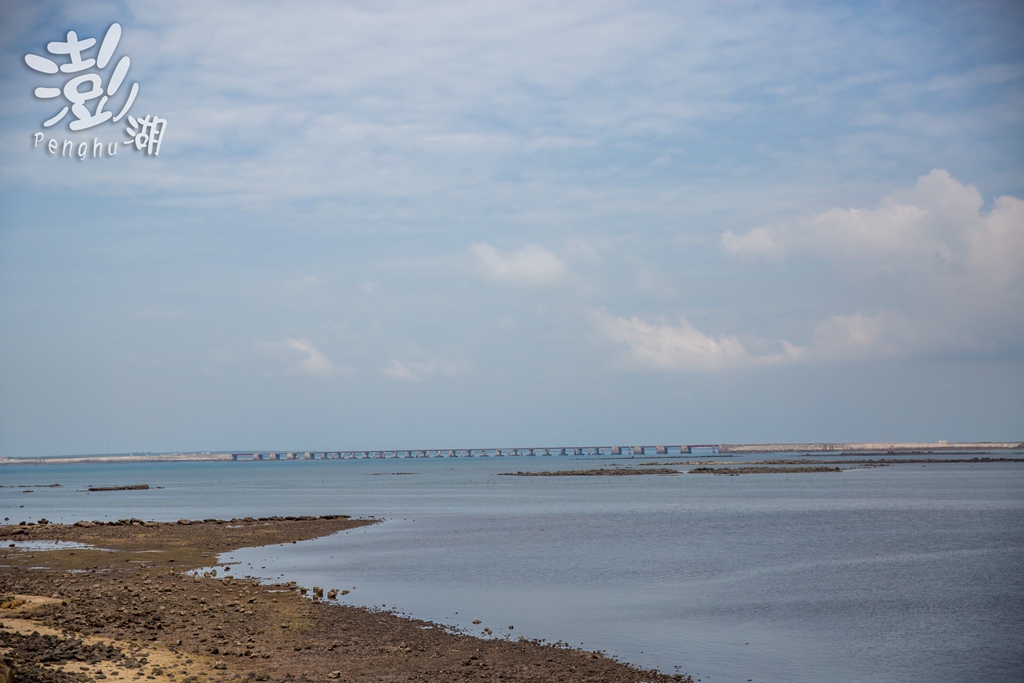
[383,357,470,382]
[469,243,568,287]
[592,309,804,372]
[383,359,435,382]
[564,237,605,266]
[594,307,937,370]
[722,169,1024,358]
[811,310,918,361]
[967,194,1024,292]
[254,338,343,378]
[721,226,783,259]
[725,169,1023,284]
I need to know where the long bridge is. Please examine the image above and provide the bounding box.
[5,442,1013,466]
[225,440,1024,461]
[229,444,722,461]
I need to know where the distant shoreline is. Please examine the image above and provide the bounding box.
[718,441,1023,453]
[0,452,236,465]
[1,441,1021,465]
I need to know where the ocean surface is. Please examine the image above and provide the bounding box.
[2,452,1023,682]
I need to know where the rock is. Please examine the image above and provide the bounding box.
[88,485,150,492]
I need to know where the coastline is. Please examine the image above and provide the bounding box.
[1,516,690,683]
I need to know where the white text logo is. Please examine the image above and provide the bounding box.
[26,23,167,158]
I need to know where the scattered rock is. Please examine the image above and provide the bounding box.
[86,484,150,492]
[688,466,843,475]
[0,515,690,682]
[501,468,680,477]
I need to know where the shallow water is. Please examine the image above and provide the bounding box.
[4,539,100,551]
[3,454,1023,682]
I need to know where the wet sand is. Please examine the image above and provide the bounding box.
[1,516,690,683]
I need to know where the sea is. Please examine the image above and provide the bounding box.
[2,451,1023,683]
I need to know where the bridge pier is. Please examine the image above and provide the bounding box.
[230,443,721,461]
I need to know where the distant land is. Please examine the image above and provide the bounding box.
[0,452,235,465]
[718,441,1024,453]
[1,441,1021,465]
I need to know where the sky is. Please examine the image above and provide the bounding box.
[1,1,1022,457]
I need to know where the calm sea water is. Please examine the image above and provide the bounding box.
[2,453,1023,682]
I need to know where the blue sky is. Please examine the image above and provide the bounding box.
[1,1,1022,456]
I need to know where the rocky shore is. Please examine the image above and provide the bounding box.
[500,468,680,477]
[1,517,690,683]
[687,466,843,475]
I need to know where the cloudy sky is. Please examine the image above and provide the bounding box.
[1,1,1022,456]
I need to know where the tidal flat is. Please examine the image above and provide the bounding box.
[1,516,690,683]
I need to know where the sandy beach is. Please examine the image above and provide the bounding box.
[1,516,690,683]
